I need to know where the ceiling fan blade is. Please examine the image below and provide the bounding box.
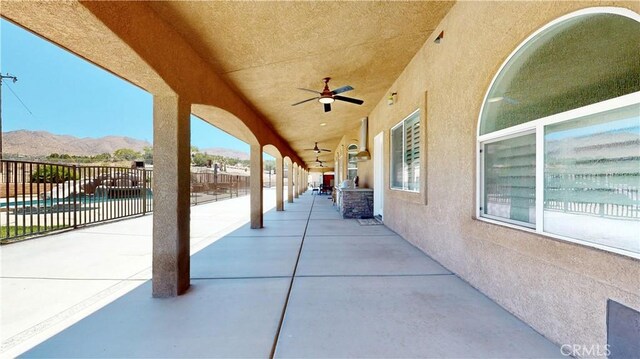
[324,103,331,112]
[297,88,321,94]
[292,97,319,106]
[319,149,331,152]
[331,85,354,95]
[334,95,364,105]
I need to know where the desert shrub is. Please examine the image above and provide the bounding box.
[30,165,79,183]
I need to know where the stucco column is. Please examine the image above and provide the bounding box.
[294,163,299,199]
[299,168,305,195]
[152,96,191,297]
[276,156,284,211]
[287,160,294,203]
[250,144,263,229]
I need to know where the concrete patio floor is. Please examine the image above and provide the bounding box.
[10,192,561,358]
[1,189,276,357]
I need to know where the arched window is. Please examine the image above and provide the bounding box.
[347,144,359,180]
[477,8,640,257]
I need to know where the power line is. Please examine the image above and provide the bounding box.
[2,78,34,116]
[1,73,20,161]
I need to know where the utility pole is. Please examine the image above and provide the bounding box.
[0,73,19,160]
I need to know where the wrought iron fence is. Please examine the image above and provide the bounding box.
[1,160,251,242]
[190,171,250,205]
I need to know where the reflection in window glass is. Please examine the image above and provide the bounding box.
[545,104,640,254]
[483,133,536,226]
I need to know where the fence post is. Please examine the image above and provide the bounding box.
[73,165,78,229]
[143,169,147,215]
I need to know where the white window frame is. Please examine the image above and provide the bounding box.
[390,109,420,192]
[476,7,640,260]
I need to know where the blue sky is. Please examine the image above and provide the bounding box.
[0,19,250,154]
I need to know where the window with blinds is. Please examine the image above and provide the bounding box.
[478,10,640,257]
[391,110,421,192]
[483,133,536,227]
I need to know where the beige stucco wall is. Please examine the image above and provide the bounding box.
[360,1,640,350]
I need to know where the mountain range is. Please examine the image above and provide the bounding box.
[2,130,249,160]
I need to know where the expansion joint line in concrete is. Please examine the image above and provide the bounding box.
[0,276,148,281]
[295,273,454,278]
[269,195,315,359]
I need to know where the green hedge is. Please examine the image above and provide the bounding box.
[30,166,79,183]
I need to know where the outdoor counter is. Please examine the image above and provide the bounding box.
[336,187,374,219]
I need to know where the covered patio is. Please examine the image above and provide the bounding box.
[1,1,639,357]
[21,192,559,358]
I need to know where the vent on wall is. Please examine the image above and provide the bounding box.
[356,117,371,161]
[607,299,640,358]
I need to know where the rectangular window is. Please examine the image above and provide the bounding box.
[544,104,640,254]
[390,110,420,191]
[483,133,536,227]
[479,95,640,257]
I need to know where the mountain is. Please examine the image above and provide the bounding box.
[3,130,151,156]
[200,147,249,160]
[2,130,252,160]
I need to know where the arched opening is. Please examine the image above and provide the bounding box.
[263,144,283,210]
[191,105,259,147]
[262,146,278,189]
[477,8,640,257]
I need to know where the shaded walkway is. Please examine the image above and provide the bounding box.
[23,193,561,358]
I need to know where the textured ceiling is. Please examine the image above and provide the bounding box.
[148,1,454,168]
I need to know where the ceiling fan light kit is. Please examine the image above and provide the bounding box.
[318,97,334,104]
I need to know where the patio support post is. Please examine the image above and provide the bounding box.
[152,95,191,297]
[296,167,302,197]
[287,160,294,203]
[299,168,304,195]
[250,144,263,228]
[299,166,303,196]
[276,156,284,211]
[294,163,299,199]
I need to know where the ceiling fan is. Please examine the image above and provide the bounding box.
[292,77,364,112]
[314,156,324,165]
[305,142,331,154]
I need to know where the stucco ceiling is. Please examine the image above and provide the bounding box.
[148,1,454,168]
